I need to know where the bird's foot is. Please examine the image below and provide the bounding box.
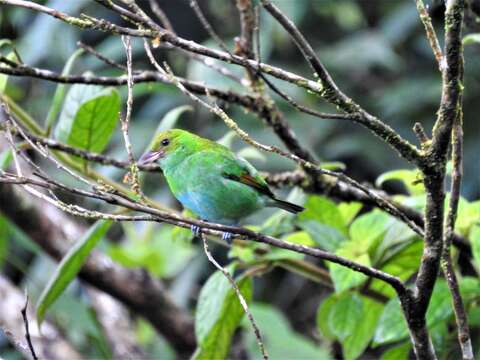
[221,232,233,245]
[191,224,202,238]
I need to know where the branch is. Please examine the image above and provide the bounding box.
[20,294,38,360]
[416,0,444,70]
[0,276,83,360]
[259,0,422,165]
[0,182,196,357]
[201,234,268,360]
[442,89,473,359]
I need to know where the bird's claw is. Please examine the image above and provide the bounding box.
[222,232,233,245]
[191,225,202,238]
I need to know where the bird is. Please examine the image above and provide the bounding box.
[138,129,304,243]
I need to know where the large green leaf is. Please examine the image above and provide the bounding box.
[317,293,383,359]
[37,220,112,327]
[193,267,253,359]
[342,296,383,360]
[349,210,391,252]
[376,169,424,195]
[373,280,451,345]
[329,241,371,292]
[463,33,480,45]
[150,105,193,142]
[471,225,480,271]
[55,81,120,165]
[328,292,364,341]
[247,303,331,360]
[298,195,347,234]
[45,48,84,133]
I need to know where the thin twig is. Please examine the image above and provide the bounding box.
[201,234,268,360]
[415,0,445,71]
[442,107,473,359]
[21,293,38,360]
[121,36,142,197]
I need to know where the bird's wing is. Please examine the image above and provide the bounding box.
[221,155,275,199]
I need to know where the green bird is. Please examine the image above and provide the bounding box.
[139,129,304,243]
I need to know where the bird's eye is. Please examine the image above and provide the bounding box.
[161,139,170,146]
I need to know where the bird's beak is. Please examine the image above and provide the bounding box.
[138,150,164,165]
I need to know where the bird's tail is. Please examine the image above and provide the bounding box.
[270,198,304,214]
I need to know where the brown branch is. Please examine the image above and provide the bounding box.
[409,1,465,359]
[0,182,196,357]
[20,294,38,360]
[416,0,444,70]
[0,276,83,360]
[442,101,473,358]
[201,234,268,360]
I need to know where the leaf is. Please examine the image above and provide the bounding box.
[373,280,451,346]
[470,225,480,271]
[342,296,383,360]
[456,199,480,236]
[0,52,16,94]
[298,196,347,234]
[37,220,112,327]
[371,241,423,298]
[237,147,266,162]
[376,169,424,195]
[380,342,411,360]
[327,292,364,341]
[193,268,253,359]
[349,210,391,251]
[338,202,362,224]
[318,293,382,359]
[246,303,332,360]
[298,221,346,252]
[316,293,337,340]
[463,33,480,45]
[0,216,9,268]
[55,80,120,164]
[45,48,84,133]
[329,241,371,292]
[153,105,192,135]
[0,149,13,170]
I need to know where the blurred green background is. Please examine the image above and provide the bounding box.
[1,1,480,359]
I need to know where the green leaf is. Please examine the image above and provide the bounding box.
[0,52,16,94]
[371,241,422,298]
[0,216,9,268]
[193,268,253,359]
[0,149,13,170]
[376,169,424,195]
[463,33,480,45]
[373,280,451,346]
[55,81,120,164]
[152,105,192,136]
[328,292,364,341]
[45,48,84,134]
[246,303,332,360]
[342,296,383,360]
[380,342,411,360]
[456,200,480,236]
[349,210,391,251]
[316,293,337,340]
[37,220,112,328]
[338,202,362,224]
[470,225,480,271]
[298,195,347,234]
[318,293,382,359]
[298,221,346,252]
[329,241,371,292]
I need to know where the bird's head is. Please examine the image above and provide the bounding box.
[138,129,201,170]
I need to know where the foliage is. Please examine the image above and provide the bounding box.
[1,1,480,359]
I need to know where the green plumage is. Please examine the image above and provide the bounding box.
[140,129,303,225]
